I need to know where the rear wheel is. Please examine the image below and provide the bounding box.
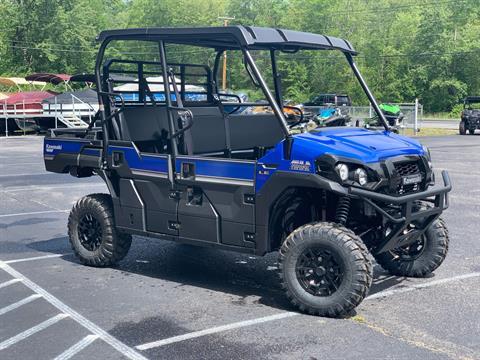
[68,194,132,267]
[459,120,466,135]
[278,222,372,317]
[469,128,475,135]
[374,218,449,277]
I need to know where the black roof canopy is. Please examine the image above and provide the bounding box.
[465,96,480,103]
[96,26,356,54]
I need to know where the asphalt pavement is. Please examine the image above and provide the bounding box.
[420,119,458,129]
[0,134,479,360]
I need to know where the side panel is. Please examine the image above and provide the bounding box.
[108,144,178,236]
[175,156,256,247]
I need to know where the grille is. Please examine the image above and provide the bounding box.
[394,161,420,176]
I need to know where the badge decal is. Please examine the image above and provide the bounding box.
[290,160,311,172]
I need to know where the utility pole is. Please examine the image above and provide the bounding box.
[218,16,234,91]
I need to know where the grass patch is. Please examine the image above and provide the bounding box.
[351,315,366,323]
[400,128,458,137]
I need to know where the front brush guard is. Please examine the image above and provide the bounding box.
[348,170,451,254]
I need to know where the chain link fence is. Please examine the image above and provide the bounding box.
[304,100,423,135]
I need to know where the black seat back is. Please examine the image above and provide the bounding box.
[188,107,227,155]
[120,106,170,153]
[228,113,284,151]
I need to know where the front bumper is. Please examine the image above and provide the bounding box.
[348,170,452,254]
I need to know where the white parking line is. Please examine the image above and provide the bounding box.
[0,162,43,167]
[0,173,48,177]
[0,210,69,218]
[1,183,105,193]
[135,271,480,351]
[0,313,69,351]
[136,312,298,350]
[0,278,22,289]
[53,335,99,360]
[368,272,480,299]
[4,254,66,264]
[0,261,148,360]
[0,294,42,316]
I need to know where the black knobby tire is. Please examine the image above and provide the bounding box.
[459,121,466,135]
[469,128,475,135]
[278,222,373,317]
[374,217,449,277]
[68,194,132,267]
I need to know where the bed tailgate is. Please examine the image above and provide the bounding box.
[44,137,102,175]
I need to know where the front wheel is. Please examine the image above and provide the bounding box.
[68,194,132,267]
[459,120,466,135]
[374,218,449,277]
[469,128,475,135]
[278,222,373,317]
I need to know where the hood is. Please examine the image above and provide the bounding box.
[292,127,423,163]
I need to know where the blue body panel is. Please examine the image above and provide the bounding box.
[45,127,424,193]
[44,138,87,156]
[176,157,255,183]
[109,146,169,174]
[255,127,424,191]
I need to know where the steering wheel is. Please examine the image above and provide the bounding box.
[284,105,305,128]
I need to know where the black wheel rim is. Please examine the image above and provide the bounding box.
[78,214,103,251]
[295,247,344,297]
[391,235,426,260]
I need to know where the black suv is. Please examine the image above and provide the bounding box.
[304,93,352,107]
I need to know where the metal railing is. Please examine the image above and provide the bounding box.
[1,95,98,136]
[304,99,424,135]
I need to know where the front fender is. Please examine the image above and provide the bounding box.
[254,170,347,255]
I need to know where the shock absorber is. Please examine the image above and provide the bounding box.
[335,196,351,225]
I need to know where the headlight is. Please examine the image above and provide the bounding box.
[335,163,349,181]
[355,168,368,185]
[422,145,431,159]
[422,145,433,169]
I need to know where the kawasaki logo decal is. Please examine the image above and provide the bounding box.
[290,160,311,172]
[45,144,62,153]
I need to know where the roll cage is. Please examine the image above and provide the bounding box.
[93,26,390,166]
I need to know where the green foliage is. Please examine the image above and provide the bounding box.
[424,79,467,112]
[0,0,479,112]
[450,103,465,118]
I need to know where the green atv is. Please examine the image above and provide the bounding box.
[364,104,404,132]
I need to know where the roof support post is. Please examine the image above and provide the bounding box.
[270,50,283,107]
[158,40,178,158]
[94,39,110,168]
[213,50,223,94]
[243,49,292,158]
[345,53,389,131]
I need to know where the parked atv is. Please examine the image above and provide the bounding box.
[459,96,480,135]
[44,26,451,317]
[364,103,404,133]
[315,107,351,127]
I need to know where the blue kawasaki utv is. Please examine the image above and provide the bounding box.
[44,26,451,317]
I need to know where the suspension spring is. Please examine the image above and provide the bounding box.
[335,196,351,225]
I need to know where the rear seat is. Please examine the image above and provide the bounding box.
[119,105,284,157]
